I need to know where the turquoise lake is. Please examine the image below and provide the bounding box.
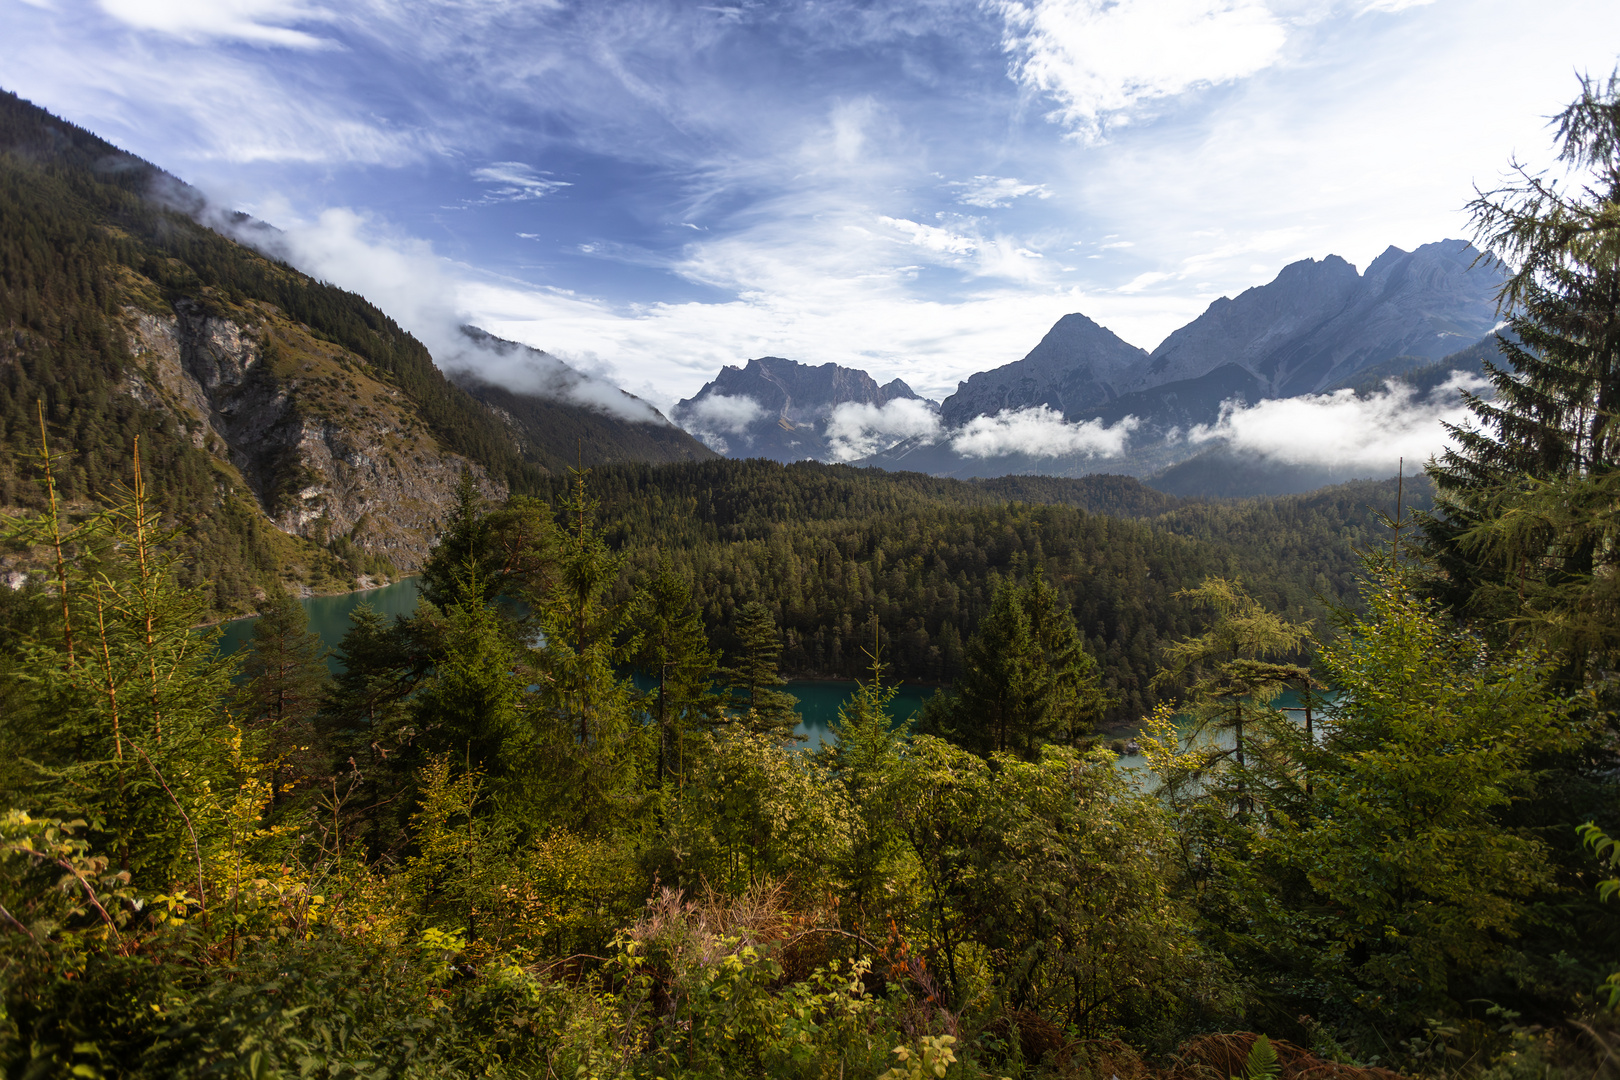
[213,577,937,745]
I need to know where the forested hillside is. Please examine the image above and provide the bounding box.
[0,90,707,614]
[533,460,1425,721]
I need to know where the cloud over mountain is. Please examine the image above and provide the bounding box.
[951,407,1138,459]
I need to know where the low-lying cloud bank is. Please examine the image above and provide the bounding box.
[826,399,943,462]
[820,401,1140,463]
[1185,372,1489,470]
[951,406,1139,460]
[442,331,670,426]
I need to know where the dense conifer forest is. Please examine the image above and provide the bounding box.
[1,71,1618,1080]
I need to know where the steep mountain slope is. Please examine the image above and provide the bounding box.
[673,356,929,462]
[1140,240,1502,401]
[0,89,708,613]
[448,327,715,471]
[939,313,1146,428]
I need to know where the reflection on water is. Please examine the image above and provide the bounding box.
[786,681,933,747]
[1106,688,1333,782]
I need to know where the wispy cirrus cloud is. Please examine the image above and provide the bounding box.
[98,0,336,49]
[470,162,572,203]
[951,174,1052,208]
[995,0,1288,140]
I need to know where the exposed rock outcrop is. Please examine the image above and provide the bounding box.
[121,302,504,570]
[674,357,931,462]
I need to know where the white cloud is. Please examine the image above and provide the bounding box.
[1185,371,1489,469]
[952,175,1053,208]
[950,406,1139,459]
[996,0,1289,139]
[471,162,572,203]
[98,0,335,48]
[880,215,979,256]
[674,393,767,437]
[220,203,665,423]
[440,336,668,425]
[824,399,942,461]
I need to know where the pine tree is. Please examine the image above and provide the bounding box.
[722,601,800,740]
[236,585,329,810]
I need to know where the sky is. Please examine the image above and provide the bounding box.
[4,0,1619,416]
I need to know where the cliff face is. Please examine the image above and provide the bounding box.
[674,356,930,462]
[121,300,503,571]
[940,314,1148,429]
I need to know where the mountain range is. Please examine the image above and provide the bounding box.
[0,84,1511,616]
[672,356,929,462]
[673,240,1504,488]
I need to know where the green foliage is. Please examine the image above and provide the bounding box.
[1278,558,1576,1028]
[926,567,1106,758]
[1234,1034,1280,1080]
[543,459,1422,722]
[234,583,329,811]
[723,600,801,739]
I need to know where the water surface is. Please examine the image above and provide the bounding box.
[214,578,936,741]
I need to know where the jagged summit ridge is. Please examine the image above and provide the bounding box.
[674,356,930,462]
[938,239,1502,434]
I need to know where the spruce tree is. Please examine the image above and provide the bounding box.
[721,601,800,740]
[236,585,330,810]
[635,559,726,789]
[941,568,1105,758]
[1424,69,1620,670]
[528,470,641,833]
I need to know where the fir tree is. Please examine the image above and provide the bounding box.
[1425,69,1620,672]
[236,585,330,811]
[935,568,1105,758]
[721,601,800,740]
[635,559,726,790]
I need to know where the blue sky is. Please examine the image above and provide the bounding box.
[4,0,1619,411]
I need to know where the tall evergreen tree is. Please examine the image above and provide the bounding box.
[823,624,906,940]
[419,471,558,611]
[1425,69,1620,672]
[930,568,1105,758]
[236,585,330,809]
[721,601,800,740]
[635,559,726,790]
[528,470,642,833]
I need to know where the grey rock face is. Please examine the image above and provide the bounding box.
[939,313,1148,429]
[675,356,928,462]
[938,240,1502,436]
[120,305,502,569]
[1133,255,1362,392]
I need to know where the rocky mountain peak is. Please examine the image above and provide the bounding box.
[939,313,1147,428]
[673,356,927,462]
